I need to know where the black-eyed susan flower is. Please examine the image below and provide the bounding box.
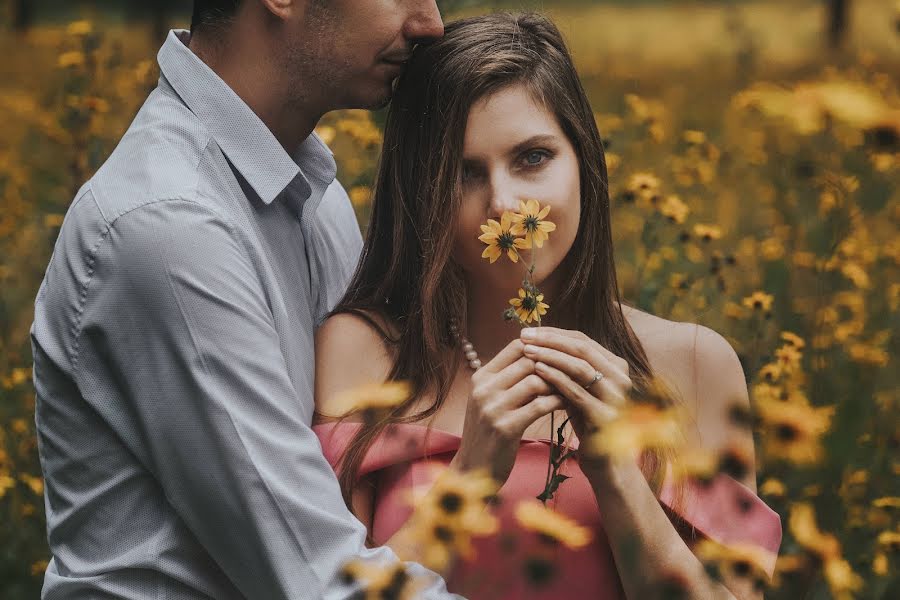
[694,539,771,590]
[478,212,528,263]
[510,199,557,249]
[419,466,499,531]
[323,381,411,422]
[742,291,774,312]
[589,404,684,460]
[514,501,592,549]
[339,559,422,600]
[781,331,806,350]
[659,194,690,224]
[403,466,499,571]
[509,288,549,324]
[693,223,722,242]
[756,396,833,464]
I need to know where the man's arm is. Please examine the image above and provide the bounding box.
[73,198,458,599]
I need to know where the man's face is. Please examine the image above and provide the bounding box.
[291,0,444,111]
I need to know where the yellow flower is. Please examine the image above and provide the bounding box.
[756,397,833,464]
[323,381,411,420]
[589,404,684,460]
[348,186,372,208]
[339,559,422,600]
[760,478,787,498]
[20,474,44,496]
[780,331,806,349]
[514,501,592,549]
[878,530,900,551]
[404,467,499,571]
[873,497,900,509]
[659,194,689,224]
[742,291,774,312]
[774,344,803,373]
[694,539,771,586]
[478,212,528,263]
[623,172,661,203]
[66,20,93,36]
[57,51,85,69]
[693,223,722,242]
[682,129,707,145]
[509,288,549,324]
[510,199,557,249]
[417,466,499,533]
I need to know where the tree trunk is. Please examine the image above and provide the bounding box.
[826,0,850,49]
[12,0,33,32]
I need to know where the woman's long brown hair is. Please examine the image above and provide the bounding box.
[324,12,685,515]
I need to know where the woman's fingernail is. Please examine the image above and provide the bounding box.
[521,328,536,340]
[523,344,538,355]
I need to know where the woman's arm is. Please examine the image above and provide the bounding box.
[522,325,763,600]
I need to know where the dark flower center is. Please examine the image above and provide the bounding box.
[434,524,454,543]
[522,295,538,311]
[498,232,517,250]
[439,492,463,514]
[775,423,799,442]
[524,216,539,231]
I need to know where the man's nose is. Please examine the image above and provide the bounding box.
[403,1,445,44]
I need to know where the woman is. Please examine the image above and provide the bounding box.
[313,12,781,600]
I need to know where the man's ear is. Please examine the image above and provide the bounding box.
[258,0,297,21]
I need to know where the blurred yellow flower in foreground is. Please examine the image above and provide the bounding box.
[322,381,411,421]
[694,538,771,589]
[514,501,592,549]
[403,466,499,571]
[589,404,684,460]
[339,559,421,600]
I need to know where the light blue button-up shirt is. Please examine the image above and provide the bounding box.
[30,29,458,600]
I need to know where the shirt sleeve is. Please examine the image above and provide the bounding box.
[72,198,460,600]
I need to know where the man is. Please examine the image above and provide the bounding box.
[30,1,454,598]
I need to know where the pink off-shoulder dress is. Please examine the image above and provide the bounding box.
[313,422,782,599]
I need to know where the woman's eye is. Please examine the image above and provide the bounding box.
[522,150,550,167]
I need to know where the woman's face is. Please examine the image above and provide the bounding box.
[452,83,581,294]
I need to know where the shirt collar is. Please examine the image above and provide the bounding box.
[157,29,337,205]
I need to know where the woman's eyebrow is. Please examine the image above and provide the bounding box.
[507,134,558,156]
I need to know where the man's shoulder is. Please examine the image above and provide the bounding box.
[87,87,222,224]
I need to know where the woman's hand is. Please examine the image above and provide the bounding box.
[519,327,633,476]
[451,339,565,485]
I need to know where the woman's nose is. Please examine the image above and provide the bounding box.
[488,181,521,218]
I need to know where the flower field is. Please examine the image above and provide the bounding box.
[1,1,897,598]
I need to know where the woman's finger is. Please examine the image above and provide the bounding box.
[490,356,538,392]
[521,329,629,385]
[509,394,566,431]
[501,373,553,408]
[525,344,628,407]
[534,361,619,425]
[522,344,593,387]
[523,326,621,365]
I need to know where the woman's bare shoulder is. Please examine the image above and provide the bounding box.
[621,304,755,486]
[314,310,398,420]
